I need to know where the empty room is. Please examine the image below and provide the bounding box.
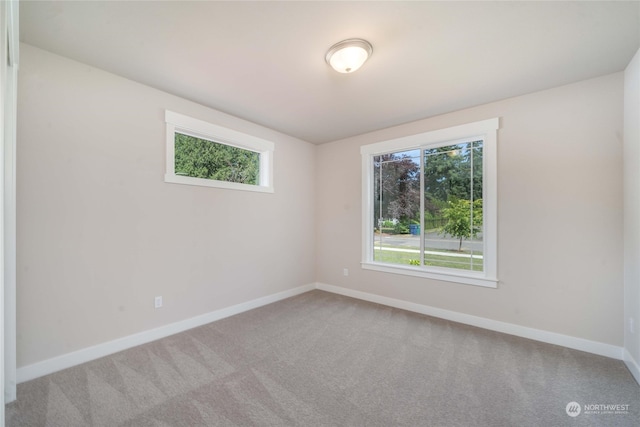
[2,1,640,426]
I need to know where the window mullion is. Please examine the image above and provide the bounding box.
[469,142,474,270]
[377,158,383,257]
[419,148,425,266]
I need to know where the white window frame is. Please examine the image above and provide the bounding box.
[361,118,499,288]
[165,110,274,193]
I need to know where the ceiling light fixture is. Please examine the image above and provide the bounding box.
[325,38,373,74]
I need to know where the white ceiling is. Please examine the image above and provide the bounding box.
[20,1,640,144]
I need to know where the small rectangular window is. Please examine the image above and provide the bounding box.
[174,133,261,185]
[165,111,274,193]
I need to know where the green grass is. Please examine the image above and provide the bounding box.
[373,248,483,272]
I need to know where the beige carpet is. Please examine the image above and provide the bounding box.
[5,290,640,426]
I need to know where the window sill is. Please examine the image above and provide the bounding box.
[361,262,498,288]
[165,174,274,193]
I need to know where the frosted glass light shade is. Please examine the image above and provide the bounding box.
[326,39,373,73]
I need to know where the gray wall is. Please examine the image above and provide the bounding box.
[316,73,624,346]
[16,41,631,369]
[17,44,316,367]
[624,48,640,371]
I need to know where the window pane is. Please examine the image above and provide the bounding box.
[373,150,421,265]
[423,141,483,271]
[175,133,260,185]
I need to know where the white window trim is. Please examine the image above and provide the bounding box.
[165,110,274,193]
[360,118,499,288]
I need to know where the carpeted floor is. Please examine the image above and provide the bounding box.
[5,290,640,426]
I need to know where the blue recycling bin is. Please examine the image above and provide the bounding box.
[409,224,420,235]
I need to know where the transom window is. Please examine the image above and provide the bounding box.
[165,111,274,193]
[361,118,498,288]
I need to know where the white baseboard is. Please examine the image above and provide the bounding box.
[315,282,624,360]
[623,348,640,385]
[17,283,315,384]
[17,282,627,384]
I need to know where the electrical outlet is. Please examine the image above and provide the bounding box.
[154,296,163,309]
[343,268,349,277]
[630,317,635,334]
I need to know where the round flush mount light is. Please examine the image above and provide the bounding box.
[325,38,373,73]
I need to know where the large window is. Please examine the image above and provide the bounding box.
[165,111,274,193]
[361,118,498,288]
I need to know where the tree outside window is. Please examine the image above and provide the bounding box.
[373,140,484,272]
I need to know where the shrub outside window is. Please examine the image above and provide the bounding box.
[361,118,499,288]
[165,111,274,193]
